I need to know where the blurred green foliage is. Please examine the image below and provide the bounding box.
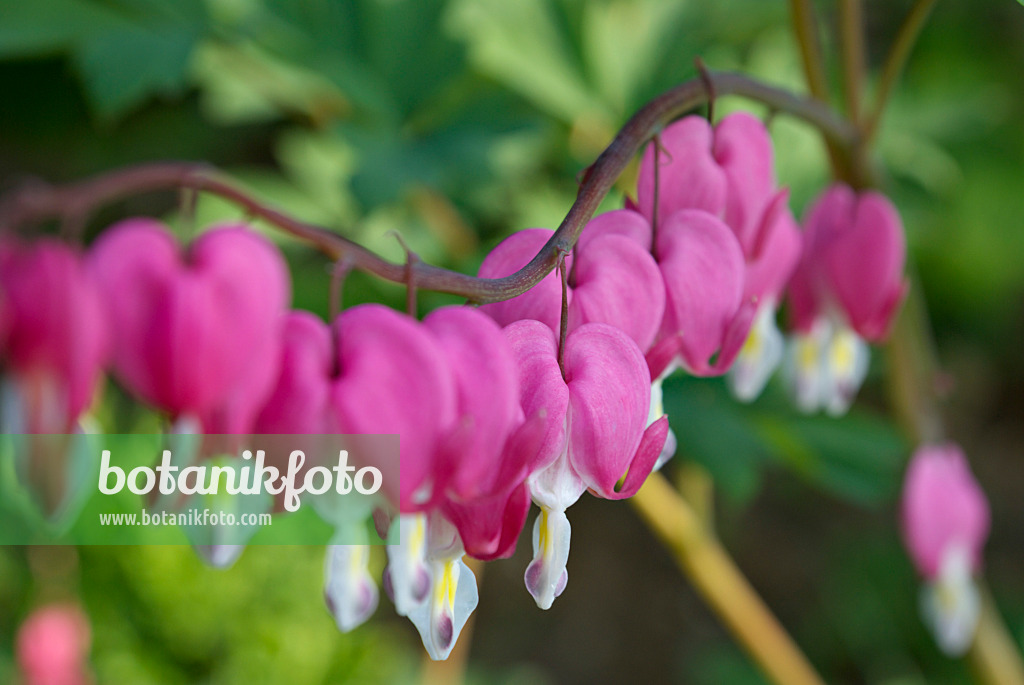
[2,0,1024,683]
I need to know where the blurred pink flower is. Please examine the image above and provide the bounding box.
[901,443,990,580]
[16,604,92,685]
[253,310,336,436]
[0,238,108,433]
[88,219,289,434]
[901,443,990,656]
[784,185,907,415]
[788,184,906,341]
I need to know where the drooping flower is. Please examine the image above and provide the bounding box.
[636,112,801,399]
[901,443,990,656]
[0,239,108,516]
[16,604,92,685]
[422,306,544,561]
[0,238,108,434]
[784,185,907,415]
[505,319,668,609]
[330,304,529,656]
[573,207,749,469]
[88,219,290,435]
[478,226,665,352]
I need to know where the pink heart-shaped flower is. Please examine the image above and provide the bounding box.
[88,219,289,433]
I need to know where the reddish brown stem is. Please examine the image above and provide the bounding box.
[0,72,856,304]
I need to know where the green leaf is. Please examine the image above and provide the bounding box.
[0,0,122,57]
[662,375,768,505]
[446,0,609,124]
[72,23,199,121]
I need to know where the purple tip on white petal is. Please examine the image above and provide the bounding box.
[324,544,379,633]
[524,508,571,610]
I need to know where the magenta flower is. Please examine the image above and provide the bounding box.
[423,306,543,561]
[636,112,800,399]
[505,319,668,609]
[0,238,108,433]
[330,304,457,511]
[901,443,990,655]
[789,185,907,340]
[253,311,336,436]
[478,226,665,352]
[329,304,493,658]
[16,604,92,685]
[88,219,289,434]
[638,112,777,253]
[784,185,907,415]
[643,209,755,379]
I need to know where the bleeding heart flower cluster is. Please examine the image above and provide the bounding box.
[0,109,911,662]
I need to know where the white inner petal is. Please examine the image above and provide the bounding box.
[524,506,571,610]
[728,301,784,403]
[920,543,981,657]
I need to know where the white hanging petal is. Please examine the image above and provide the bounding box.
[524,507,570,610]
[325,543,379,632]
[728,301,784,402]
[823,325,870,417]
[385,513,431,616]
[784,318,832,413]
[921,543,981,657]
[408,556,479,661]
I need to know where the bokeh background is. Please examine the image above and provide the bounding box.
[1,0,1023,683]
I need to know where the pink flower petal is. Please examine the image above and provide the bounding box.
[331,304,457,511]
[1,238,108,430]
[713,112,777,254]
[252,311,335,435]
[478,229,565,331]
[638,117,727,227]
[504,320,569,472]
[654,210,750,376]
[423,306,521,498]
[568,234,665,352]
[901,443,990,580]
[820,190,907,341]
[563,324,660,497]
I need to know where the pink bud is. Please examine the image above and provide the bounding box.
[0,238,108,431]
[16,604,91,685]
[88,219,289,433]
[901,443,990,580]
